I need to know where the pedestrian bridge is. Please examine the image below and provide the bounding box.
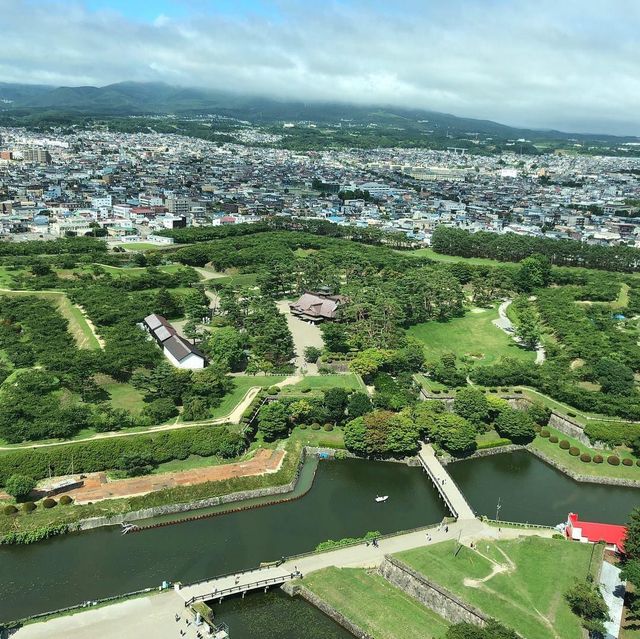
[417,443,475,520]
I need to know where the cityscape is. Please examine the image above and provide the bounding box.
[1,2,640,639]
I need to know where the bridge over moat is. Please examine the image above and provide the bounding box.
[417,443,476,520]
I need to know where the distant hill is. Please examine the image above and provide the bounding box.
[0,80,637,143]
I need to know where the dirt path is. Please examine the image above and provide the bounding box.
[61,448,285,504]
[494,299,546,364]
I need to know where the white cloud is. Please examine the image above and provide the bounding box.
[0,0,639,134]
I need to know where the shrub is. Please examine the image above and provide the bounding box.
[593,454,604,464]
[622,458,634,467]
[637,459,640,467]
[3,504,18,515]
[514,389,523,394]
[21,501,36,513]
[42,498,57,509]
[584,421,640,448]
[490,388,498,393]
[311,423,321,431]
[540,428,550,438]
[4,474,36,502]
[432,389,441,394]
[301,388,312,394]
[549,435,559,443]
[267,386,281,395]
[580,453,592,463]
[323,424,334,432]
[59,495,73,505]
[298,424,307,430]
[567,412,577,418]
[559,440,570,449]
[569,447,580,456]
[608,455,620,466]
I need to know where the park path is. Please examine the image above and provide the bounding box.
[494,300,545,364]
[0,374,301,452]
[13,522,555,638]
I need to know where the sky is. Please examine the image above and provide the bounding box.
[1,0,639,135]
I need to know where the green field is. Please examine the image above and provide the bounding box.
[407,307,535,366]
[96,375,147,414]
[207,272,259,288]
[279,373,365,395]
[396,537,598,639]
[304,567,449,639]
[289,425,346,448]
[399,247,507,267]
[117,242,172,251]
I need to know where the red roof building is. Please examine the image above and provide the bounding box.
[566,513,626,553]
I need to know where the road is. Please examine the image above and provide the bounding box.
[494,300,546,365]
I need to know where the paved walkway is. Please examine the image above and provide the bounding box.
[418,443,476,520]
[14,521,554,638]
[276,300,324,373]
[494,300,545,364]
[600,561,626,639]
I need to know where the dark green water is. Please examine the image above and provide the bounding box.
[448,450,640,525]
[211,589,354,639]
[1,452,639,625]
[0,459,447,622]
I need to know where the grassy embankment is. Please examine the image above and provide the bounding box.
[396,537,601,639]
[304,566,449,639]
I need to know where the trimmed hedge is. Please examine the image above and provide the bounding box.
[21,502,36,512]
[3,504,18,515]
[569,446,580,456]
[477,438,512,450]
[540,429,550,438]
[549,435,559,444]
[593,454,604,464]
[559,440,570,450]
[0,426,245,486]
[622,458,634,467]
[608,455,620,466]
[580,453,591,463]
[59,495,73,505]
[42,498,57,509]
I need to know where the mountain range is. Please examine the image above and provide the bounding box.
[0,81,637,143]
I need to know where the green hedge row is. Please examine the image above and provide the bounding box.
[0,426,245,485]
[584,421,640,447]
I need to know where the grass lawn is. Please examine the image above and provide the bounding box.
[396,537,598,639]
[518,387,614,425]
[532,425,640,480]
[290,425,345,448]
[0,289,101,350]
[304,567,449,639]
[407,307,536,366]
[95,374,147,414]
[0,266,17,287]
[279,373,365,396]
[117,242,171,251]
[414,374,449,392]
[208,375,286,419]
[207,272,259,288]
[399,247,508,267]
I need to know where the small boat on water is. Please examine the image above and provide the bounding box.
[375,495,388,503]
[121,522,138,535]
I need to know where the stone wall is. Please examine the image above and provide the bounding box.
[78,449,309,531]
[526,446,640,487]
[547,412,591,446]
[305,447,421,467]
[282,583,373,639]
[442,444,525,465]
[378,556,487,627]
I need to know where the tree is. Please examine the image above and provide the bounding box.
[304,346,322,363]
[321,322,349,353]
[142,397,179,423]
[453,388,490,426]
[30,261,53,276]
[624,508,640,560]
[5,474,36,502]
[118,452,154,477]
[515,254,551,292]
[153,287,181,319]
[287,399,314,424]
[349,348,392,378]
[515,309,541,350]
[494,408,536,442]
[434,413,477,456]
[323,388,349,424]
[257,401,289,441]
[595,357,635,395]
[206,326,246,372]
[446,620,518,639]
[182,397,210,421]
[347,392,373,419]
[527,401,551,426]
[565,580,610,635]
[343,410,419,457]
